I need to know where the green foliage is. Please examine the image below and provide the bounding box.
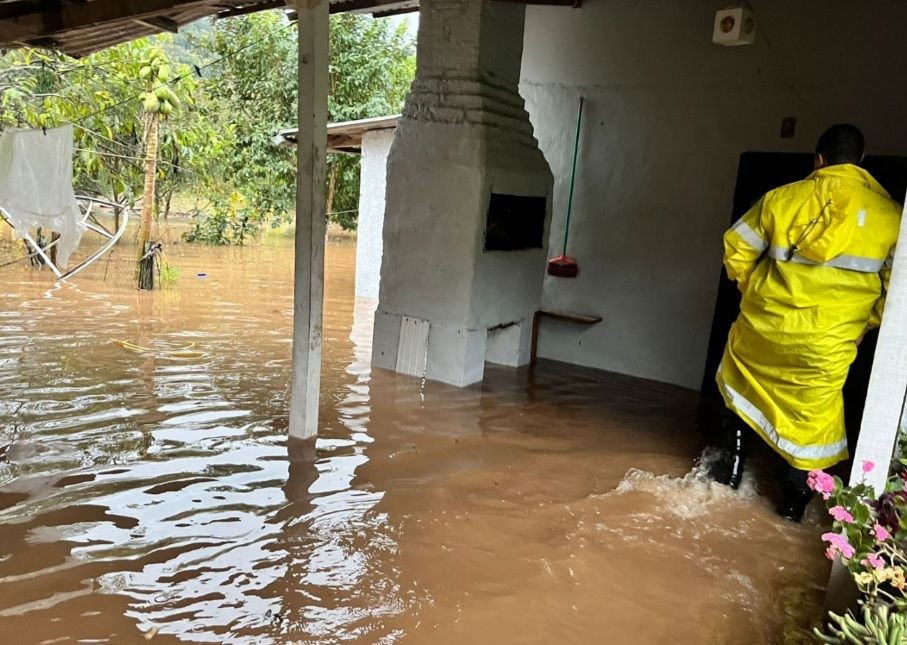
[159,262,181,286]
[816,604,907,644]
[328,154,360,229]
[0,11,415,245]
[184,11,298,239]
[328,14,414,122]
[325,14,414,231]
[0,37,213,211]
[2,44,144,203]
[184,11,415,242]
[182,194,261,245]
[810,442,907,643]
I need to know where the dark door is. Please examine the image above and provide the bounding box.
[699,153,907,451]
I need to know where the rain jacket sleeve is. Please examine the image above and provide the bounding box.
[723,197,770,287]
[868,248,895,328]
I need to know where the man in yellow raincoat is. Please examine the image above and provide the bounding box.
[710,124,902,521]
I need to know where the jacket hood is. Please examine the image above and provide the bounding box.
[788,164,889,263]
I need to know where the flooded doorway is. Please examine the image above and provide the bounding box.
[0,233,827,643]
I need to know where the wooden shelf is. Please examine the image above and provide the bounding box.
[537,308,602,325]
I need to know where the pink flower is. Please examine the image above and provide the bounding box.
[872,523,891,542]
[863,553,885,570]
[862,460,875,474]
[829,505,854,523]
[808,470,836,500]
[822,532,856,560]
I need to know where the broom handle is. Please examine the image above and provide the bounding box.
[562,96,584,256]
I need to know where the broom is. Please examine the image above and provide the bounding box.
[547,96,585,278]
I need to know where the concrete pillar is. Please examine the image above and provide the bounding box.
[373,0,553,388]
[355,128,394,300]
[289,0,329,440]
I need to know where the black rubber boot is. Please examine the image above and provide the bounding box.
[776,467,813,522]
[707,412,748,490]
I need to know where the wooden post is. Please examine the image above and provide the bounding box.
[826,195,907,612]
[49,231,60,266]
[289,0,329,440]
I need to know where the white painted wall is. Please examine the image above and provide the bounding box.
[355,128,394,300]
[521,0,907,389]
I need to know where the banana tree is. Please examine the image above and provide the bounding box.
[136,50,180,290]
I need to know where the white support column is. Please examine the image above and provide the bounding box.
[826,195,907,612]
[289,0,329,440]
[851,197,907,491]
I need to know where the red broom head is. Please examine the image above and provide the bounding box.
[547,254,579,278]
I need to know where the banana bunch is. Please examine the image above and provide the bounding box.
[138,54,179,117]
[815,604,907,644]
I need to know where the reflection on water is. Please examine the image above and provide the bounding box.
[0,235,827,643]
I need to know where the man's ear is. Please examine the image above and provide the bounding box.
[814,153,827,170]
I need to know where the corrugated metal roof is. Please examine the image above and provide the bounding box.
[0,0,418,58]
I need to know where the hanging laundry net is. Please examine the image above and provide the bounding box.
[0,125,85,269]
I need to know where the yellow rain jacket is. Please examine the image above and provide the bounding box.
[717,164,902,471]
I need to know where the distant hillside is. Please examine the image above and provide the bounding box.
[166,18,214,65]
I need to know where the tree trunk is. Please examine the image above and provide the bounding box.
[138,114,160,290]
[326,163,337,221]
[112,188,121,234]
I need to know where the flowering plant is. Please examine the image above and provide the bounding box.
[810,436,907,643]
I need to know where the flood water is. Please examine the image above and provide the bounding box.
[0,233,829,644]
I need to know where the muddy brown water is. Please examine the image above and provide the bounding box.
[0,235,829,644]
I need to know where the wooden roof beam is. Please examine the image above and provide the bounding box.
[133,16,181,33]
[372,5,418,17]
[326,133,361,151]
[494,0,582,6]
[0,0,206,42]
[216,0,288,19]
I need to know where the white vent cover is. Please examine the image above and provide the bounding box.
[713,7,756,46]
[395,316,429,378]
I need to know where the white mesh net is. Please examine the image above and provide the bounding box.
[0,125,85,268]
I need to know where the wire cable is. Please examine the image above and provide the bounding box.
[73,144,199,177]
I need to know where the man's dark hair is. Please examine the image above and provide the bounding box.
[816,124,865,166]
